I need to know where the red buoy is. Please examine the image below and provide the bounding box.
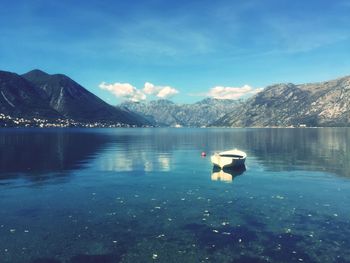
[201,152,207,157]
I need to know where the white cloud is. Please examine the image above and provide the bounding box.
[142,82,179,99]
[143,82,157,95]
[99,81,179,101]
[207,85,263,100]
[99,82,146,102]
[156,86,179,98]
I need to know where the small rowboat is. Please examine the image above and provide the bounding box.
[211,149,246,169]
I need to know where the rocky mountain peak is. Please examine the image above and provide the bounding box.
[1,69,149,125]
[213,75,350,127]
[119,98,239,127]
[22,69,50,81]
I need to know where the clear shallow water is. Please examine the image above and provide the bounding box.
[0,128,349,263]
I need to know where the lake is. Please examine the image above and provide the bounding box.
[0,128,349,263]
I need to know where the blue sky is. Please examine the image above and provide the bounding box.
[1,0,350,103]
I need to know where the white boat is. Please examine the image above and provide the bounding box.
[211,149,246,169]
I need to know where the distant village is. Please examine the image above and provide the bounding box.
[0,113,311,128]
[0,113,151,128]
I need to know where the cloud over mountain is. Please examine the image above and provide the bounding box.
[143,82,179,98]
[100,81,179,101]
[99,82,146,102]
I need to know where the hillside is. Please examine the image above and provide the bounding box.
[0,70,61,119]
[213,76,350,127]
[21,69,147,125]
[120,98,240,127]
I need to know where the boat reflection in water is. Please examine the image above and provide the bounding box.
[211,165,246,183]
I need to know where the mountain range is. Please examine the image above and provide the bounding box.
[1,69,349,127]
[120,98,240,127]
[0,69,148,126]
[213,75,350,127]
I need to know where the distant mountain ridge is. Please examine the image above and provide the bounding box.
[0,69,149,126]
[2,69,349,128]
[213,75,350,127]
[120,98,240,127]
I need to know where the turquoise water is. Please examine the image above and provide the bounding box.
[0,128,349,263]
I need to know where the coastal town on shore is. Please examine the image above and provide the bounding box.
[0,113,147,128]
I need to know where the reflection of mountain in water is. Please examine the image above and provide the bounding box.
[211,166,246,183]
[100,150,172,173]
[93,129,186,173]
[241,128,350,178]
[100,128,350,178]
[0,129,109,179]
[110,128,350,178]
[0,128,349,182]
